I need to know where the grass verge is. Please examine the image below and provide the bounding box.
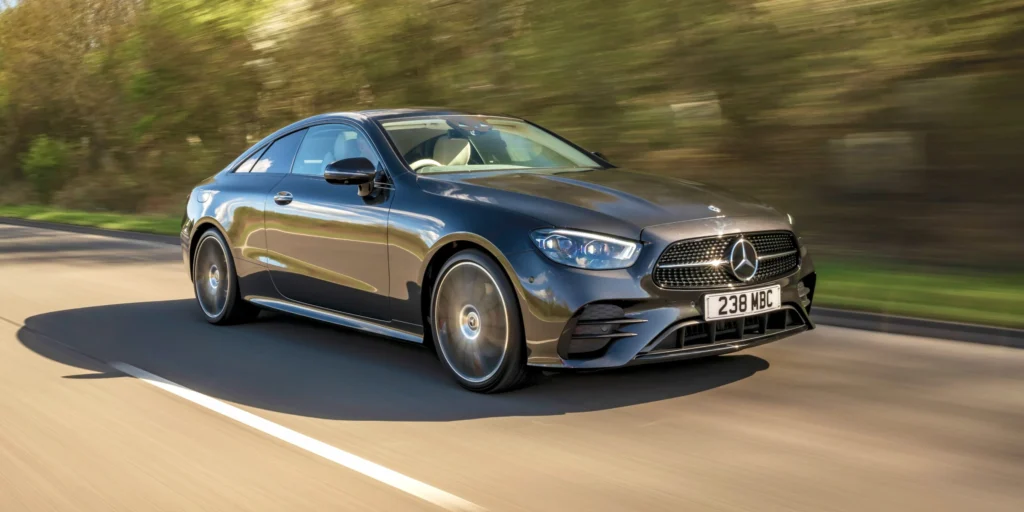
[1,205,1021,329]
[813,260,1024,329]
[0,205,180,236]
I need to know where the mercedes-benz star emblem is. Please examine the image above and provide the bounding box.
[728,238,759,282]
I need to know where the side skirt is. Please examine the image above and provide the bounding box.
[247,296,424,344]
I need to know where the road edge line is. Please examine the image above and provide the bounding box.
[109,361,484,512]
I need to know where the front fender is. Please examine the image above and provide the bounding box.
[387,191,547,329]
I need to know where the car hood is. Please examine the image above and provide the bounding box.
[420,167,782,239]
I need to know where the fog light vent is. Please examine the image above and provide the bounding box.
[798,273,816,311]
[565,304,644,358]
[579,304,624,321]
[573,323,615,336]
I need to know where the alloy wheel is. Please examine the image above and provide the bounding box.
[194,236,231,319]
[433,261,510,384]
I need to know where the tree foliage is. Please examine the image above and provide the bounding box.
[20,135,71,202]
[0,0,1022,265]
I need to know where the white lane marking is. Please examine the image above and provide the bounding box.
[110,361,483,512]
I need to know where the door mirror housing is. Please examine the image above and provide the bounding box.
[324,158,379,196]
[324,158,376,185]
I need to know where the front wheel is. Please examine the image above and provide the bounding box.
[430,250,531,393]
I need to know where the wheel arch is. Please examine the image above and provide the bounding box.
[419,233,526,348]
[187,218,229,281]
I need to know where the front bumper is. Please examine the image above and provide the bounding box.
[509,216,817,369]
[627,305,810,365]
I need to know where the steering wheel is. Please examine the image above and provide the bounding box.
[409,158,443,171]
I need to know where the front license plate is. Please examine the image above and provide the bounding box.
[704,285,781,321]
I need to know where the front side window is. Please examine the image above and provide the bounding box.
[291,124,380,176]
[379,116,602,174]
[245,129,307,174]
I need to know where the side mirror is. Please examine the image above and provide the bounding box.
[324,158,379,196]
[324,158,376,185]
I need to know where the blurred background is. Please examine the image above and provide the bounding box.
[1,0,1022,326]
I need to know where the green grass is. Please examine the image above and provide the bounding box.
[814,260,1024,329]
[0,205,180,236]
[2,205,1021,329]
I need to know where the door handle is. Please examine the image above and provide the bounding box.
[274,191,293,205]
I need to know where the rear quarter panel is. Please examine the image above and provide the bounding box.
[184,173,286,294]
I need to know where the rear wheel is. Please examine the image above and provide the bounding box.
[192,229,259,325]
[431,250,531,393]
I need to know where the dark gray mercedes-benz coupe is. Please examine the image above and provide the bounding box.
[182,109,817,392]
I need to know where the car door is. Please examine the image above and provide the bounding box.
[264,123,393,320]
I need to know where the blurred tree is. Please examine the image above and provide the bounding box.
[20,135,71,202]
[0,0,1022,266]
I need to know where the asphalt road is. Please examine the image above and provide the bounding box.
[1,222,1023,511]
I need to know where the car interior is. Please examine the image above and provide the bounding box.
[291,126,379,176]
[382,117,601,174]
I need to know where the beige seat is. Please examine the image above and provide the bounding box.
[322,133,376,171]
[321,134,349,171]
[433,137,472,166]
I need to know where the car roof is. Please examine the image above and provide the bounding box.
[287,109,521,128]
[357,108,518,121]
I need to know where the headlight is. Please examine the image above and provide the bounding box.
[530,229,642,270]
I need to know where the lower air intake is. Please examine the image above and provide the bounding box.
[647,307,806,354]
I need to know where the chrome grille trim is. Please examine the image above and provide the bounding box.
[658,260,727,269]
[757,249,797,261]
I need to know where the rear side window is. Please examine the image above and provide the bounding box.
[232,147,267,173]
[248,129,307,174]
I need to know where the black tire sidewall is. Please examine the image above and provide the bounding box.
[430,249,526,392]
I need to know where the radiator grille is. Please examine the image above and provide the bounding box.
[653,231,799,289]
[652,266,733,288]
[749,232,794,255]
[657,237,730,265]
[756,251,800,281]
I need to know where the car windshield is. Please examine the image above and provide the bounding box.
[379,115,602,174]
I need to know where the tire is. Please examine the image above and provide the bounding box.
[192,229,260,325]
[430,249,531,393]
